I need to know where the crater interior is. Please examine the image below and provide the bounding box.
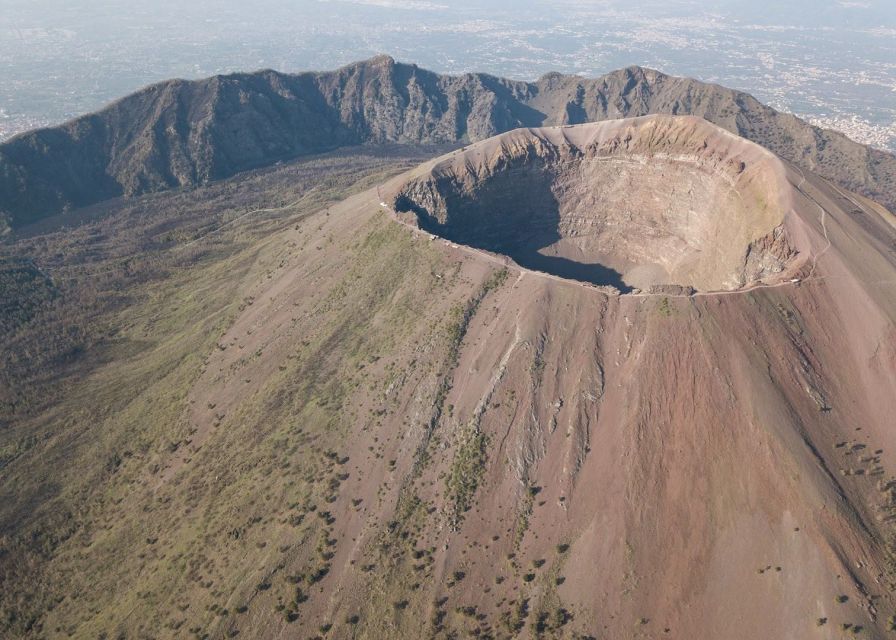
[394,116,797,292]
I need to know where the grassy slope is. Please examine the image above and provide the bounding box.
[0,146,476,638]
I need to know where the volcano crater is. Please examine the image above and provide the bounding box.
[394,116,798,293]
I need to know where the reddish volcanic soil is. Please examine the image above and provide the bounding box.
[170,116,896,638]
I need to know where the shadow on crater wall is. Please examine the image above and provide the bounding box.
[396,165,632,291]
[505,249,631,292]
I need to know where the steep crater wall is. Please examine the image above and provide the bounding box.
[394,116,798,292]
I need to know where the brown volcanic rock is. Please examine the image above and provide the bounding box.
[1,57,895,227]
[394,116,800,292]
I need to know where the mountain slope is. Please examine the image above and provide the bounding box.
[1,56,894,229]
[2,118,895,639]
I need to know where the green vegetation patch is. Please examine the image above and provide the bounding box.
[446,426,489,523]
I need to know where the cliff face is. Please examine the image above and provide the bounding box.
[1,56,894,228]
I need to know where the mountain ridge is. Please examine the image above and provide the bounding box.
[0,56,894,230]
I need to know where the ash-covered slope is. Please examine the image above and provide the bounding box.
[1,56,895,229]
[394,116,799,292]
[5,117,895,639]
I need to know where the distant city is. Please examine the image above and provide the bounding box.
[2,0,895,152]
